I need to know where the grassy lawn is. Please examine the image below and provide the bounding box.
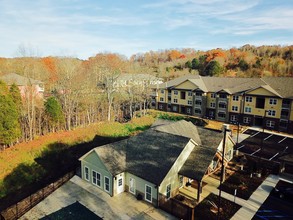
[194,193,241,220]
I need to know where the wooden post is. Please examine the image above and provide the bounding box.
[197,181,201,202]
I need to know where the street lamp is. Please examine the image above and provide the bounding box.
[218,126,231,220]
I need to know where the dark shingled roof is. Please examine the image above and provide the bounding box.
[82,119,224,185]
[179,127,223,181]
[93,129,190,185]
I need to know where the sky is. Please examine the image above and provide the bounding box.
[0,0,292,59]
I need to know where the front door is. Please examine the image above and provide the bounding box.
[117,176,124,194]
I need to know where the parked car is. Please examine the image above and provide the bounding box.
[273,186,293,200]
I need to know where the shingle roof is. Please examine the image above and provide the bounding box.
[81,119,223,185]
[156,75,293,99]
[0,73,42,86]
[179,128,223,181]
[89,128,191,185]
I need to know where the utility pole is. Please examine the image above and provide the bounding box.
[218,127,231,220]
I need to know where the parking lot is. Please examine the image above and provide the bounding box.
[253,180,293,220]
[236,129,293,163]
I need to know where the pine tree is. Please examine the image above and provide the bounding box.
[45,96,64,132]
[0,81,21,146]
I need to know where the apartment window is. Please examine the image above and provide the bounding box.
[267,110,276,116]
[230,115,237,122]
[187,108,191,114]
[129,178,135,194]
[173,99,178,103]
[232,95,239,101]
[92,170,101,187]
[166,184,171,199]
[219,93,227,99]
[84,166,89,181]
[174,90,178,95]
[195,108,201,114]
[172,106,178,112]
[104,176,110,192]
[218,112,226,118]
[188,100,192,105]
[195,100,202,105]
[160,89,164,94]
[188,91,193,96]
[232,106,238,112]
[210,102,216,108]
[219,102,227,109]
[211,93,216,98]
[266,120,275,128]
[195,92,202,97]
[245,96,252,102]
[145,185,152,203]
[279,120,288,129]
[159,104,163,110]
[269,98,277,105]
[160,97,164,102]
[245,107,252,113]
[181,91,186,100]
[243,117,250,124]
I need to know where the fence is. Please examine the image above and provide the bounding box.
[159,195,194,220]
[0,171,75,220]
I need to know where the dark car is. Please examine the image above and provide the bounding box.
[273,186,293,200]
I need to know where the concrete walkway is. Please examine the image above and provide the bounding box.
[20,176,177,220]
[216,174,279,220]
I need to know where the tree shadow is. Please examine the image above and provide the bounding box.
[0,134,127,210]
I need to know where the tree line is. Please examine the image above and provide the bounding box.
[0,45,292,148]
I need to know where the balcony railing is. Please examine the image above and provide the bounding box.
[282,103,290,109]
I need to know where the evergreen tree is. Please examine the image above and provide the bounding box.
[191,58,200,69]
[203,60,223,76]
[45,96,64,131]
[0,81,21,146]
[9,83,22,118]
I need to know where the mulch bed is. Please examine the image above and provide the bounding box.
[194,193,241,220]
[219,168,268,200]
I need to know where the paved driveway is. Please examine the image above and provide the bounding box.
[20,176,177,220]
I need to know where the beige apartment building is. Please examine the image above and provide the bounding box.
[151,75,293,134]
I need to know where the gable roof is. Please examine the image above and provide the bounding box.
[156,75,293,99]
[0,73,42,86]
[179,127,223,181]
[82,128,191,185]
[80,119,224,185]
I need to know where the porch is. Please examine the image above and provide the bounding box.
[178,176,220,203]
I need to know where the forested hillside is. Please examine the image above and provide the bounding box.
[0,45,292,147]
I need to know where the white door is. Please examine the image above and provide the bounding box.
[117,176,124,194]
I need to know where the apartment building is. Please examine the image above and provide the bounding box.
[151,75,293,134]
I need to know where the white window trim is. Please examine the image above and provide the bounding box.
[230,115,237,122]
[173,90,178,95]
[160,97,164,102]
[104,176,110,192]
[246,96,252,102]
[245,107,252,113]
[145,184,152,203]
[84,166,90,181]
[166,184,171,199]
[129,177,136,194]
[92,170,101,187]
[269,98,277,105]
[267,110,276,116]
[232,106,238,111]
[233,95,239,101]
[187,108,191,114]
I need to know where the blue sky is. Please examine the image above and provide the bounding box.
[0,0,292,59]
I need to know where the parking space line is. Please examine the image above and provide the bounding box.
[251,131,260,137]
[269,153,279,161]
[278,137,287,143]
[237,145,245,150]
[251,148,261,155]
[264,134,273,141]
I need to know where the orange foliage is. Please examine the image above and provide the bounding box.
[168,50,182,61]
[206,49,227,62]
[42,57,58,83]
